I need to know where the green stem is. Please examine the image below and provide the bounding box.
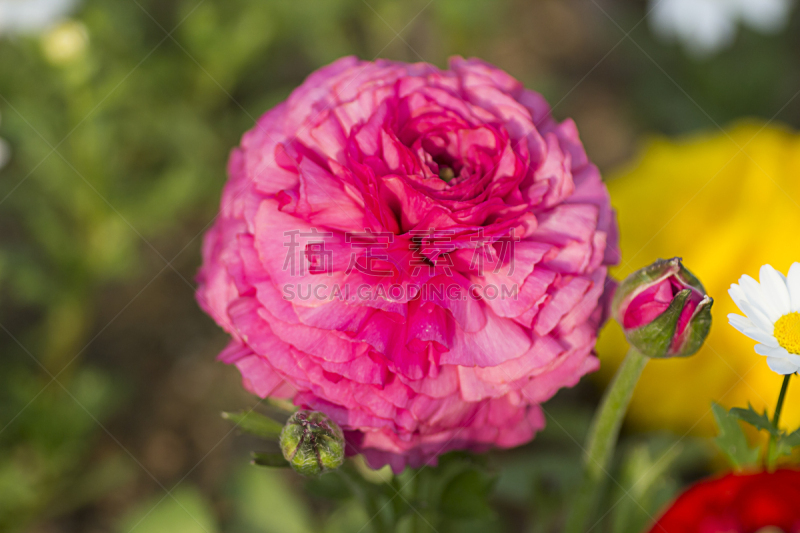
[767,373,792,471]
[410,474,423,533]
[564,348,649,533]
[773,374,791,428]
[337,466,389,533]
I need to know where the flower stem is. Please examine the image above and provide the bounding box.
[337,465,389,533]
[410,474,423,533]
[767,373,792,470]
[564,347,648,533]
[773,374,791,428]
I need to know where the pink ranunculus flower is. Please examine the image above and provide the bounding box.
[197,56,620,472]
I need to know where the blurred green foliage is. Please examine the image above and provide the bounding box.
[0,1,522,529]
[0,368,135,530]
[0,0,798,531]
[119,487,219,533]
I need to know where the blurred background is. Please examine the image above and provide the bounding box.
[2,0,800,531]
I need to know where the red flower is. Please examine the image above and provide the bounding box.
[647,469,800,533]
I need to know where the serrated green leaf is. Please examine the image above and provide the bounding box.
[770,428,800,462]
[712,403,760,470]
[222,411,284,439]
[781,428,800,447]
[729,405,780,436]
[252,453,290,468]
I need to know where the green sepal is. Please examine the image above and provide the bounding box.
[673,262,704,294]
[625,289,691,358]
[711,402,760,470]
[612,258,707,318]
[612,258,682,323]
[316,432,346,471]
[280,410,345,477]
[729,405,780,437]
[222,410,284,439]
[671,295,713,357]
[252,452,291,468]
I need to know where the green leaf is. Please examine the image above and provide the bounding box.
[729,405,780,436]
[770,428,800,461]
[222,411,284,439]
[252,453,290,468]
[611,441,682,533]
[440,468,495,520]
[781,428,800,448]
[711,402,759,470]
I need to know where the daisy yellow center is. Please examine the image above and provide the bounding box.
[773,312,800,355]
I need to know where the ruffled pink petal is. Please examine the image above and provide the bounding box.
[197,56,620,471]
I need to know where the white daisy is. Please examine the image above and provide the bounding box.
[728,264,800,375]
[0,0,78,35]
[649,0,794,57]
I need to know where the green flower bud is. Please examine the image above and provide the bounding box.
[612,258,713,358]
[279,410,345,476]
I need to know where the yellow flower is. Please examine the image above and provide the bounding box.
[597,121,800,435]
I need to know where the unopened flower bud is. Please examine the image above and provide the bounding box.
[280,410,345,476]
[612,258,713,358]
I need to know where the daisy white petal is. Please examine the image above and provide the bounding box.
[727,314,778,347]
[728,284,753,315]
[729,292,775,333]
[766,356,800,375]
[727,313,755,331]
[754,344,789,357]
[729,283,748,308]
[739,274,781,322]
[743,328,779,347]
[731,279,777,325]
[740,302,775,334]
[787,262,800,312]
[759,264,791,316]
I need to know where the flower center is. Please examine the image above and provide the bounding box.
[774,312,800,354]
[438,166,455,182]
